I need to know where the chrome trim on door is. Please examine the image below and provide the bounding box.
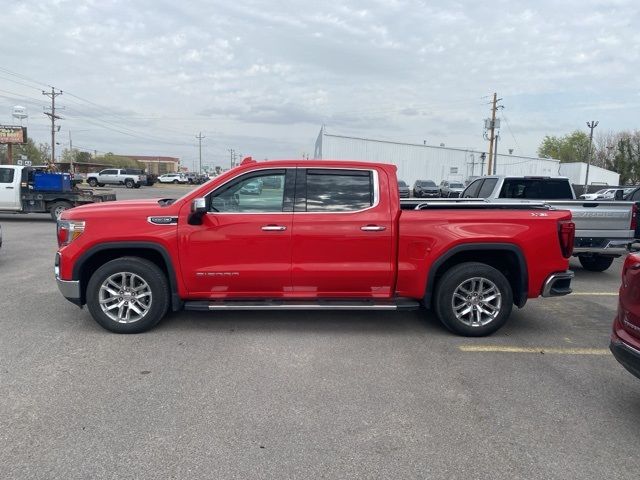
[360,225,386,231]
[261,225,287,231]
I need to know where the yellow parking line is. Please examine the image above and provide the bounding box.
[570,292,618,296]
[459,345,609,355]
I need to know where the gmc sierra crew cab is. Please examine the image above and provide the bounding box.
[55,160,575,336]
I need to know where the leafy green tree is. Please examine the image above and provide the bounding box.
[95,153,143,169]
[538,130,590,163]
[0,138,47,164]
[607,132,640,185]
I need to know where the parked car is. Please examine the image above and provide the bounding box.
[86,168,146,189]
[240,179,263,195]
[439,180,465,198]
[461,175,639,272]
[610,253,640,379]
[55,159,574,336]
[579,188,624,200]
[158,173,188,184]
[145,173,158,186]
[624,187,640,202]
[397,180,410,198]
[413,180,439,198]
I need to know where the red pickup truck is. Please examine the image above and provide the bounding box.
[55,160,575,336]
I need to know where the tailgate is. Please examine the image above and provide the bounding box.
[547,201,634,238]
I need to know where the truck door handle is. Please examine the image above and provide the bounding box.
[261,225,287,231]
[6,186,14,189]
[361,225,386,231]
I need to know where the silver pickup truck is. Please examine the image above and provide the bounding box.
[461,176,637,272]
[86,168,146,189]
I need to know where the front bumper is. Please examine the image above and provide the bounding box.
[541,270,574,297]
[55,252,82,306]
[610,339,640,380]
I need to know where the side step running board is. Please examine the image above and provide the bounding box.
[184,298,420,312]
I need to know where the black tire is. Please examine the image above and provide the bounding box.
[125,179,134,188]
[87,178,98,187]
[133,184,141,189]
[86,257,170,334]
[579,255,614,272]
[49,201,73,221]
[173,179,179,184]
[98,183,105,187]
[433,262,513,337]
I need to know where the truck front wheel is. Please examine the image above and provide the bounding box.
[434,262,513,337]
[49,201,73,221]
[578,254,614,272]
[86,257,169,334]
[87,178,98,187]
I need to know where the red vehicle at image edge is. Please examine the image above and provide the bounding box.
[54,159,576,336]
[611,253,640,379]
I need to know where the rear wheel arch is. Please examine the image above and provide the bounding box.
[72,242,182,311]
[424,243,528,309]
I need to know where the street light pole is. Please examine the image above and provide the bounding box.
[195,132,205,174]
[583,121,599,194]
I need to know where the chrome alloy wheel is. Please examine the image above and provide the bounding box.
[451,277,502,327]
[99,272,153,323]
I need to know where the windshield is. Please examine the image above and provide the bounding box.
[449,183,464,188]
[418,181,435,187]
[398,181,407,187]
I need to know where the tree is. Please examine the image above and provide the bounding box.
[607,132,640,185]
[95,153,143,169]
[538,130,591,163]
[0,138,47,165]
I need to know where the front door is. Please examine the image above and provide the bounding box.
[179,169,294,297]
[291,168,394,297]
[0,167,19,210]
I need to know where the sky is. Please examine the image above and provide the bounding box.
[1,0,639,170]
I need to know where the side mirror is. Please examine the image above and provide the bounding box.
[189,197,207,225]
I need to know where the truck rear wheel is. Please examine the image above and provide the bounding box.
[86,257,169,334]
[434,262,513,336]
[49,201,73,221]
[87,178,98,187]
[578,254,614,272]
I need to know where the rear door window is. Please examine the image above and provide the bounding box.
[300,169,374,212]
[0,168,15,184]
[499,179,573,199]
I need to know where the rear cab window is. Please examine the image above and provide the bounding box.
[499,178,574,200]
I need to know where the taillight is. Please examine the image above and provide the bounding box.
[57,220,85,247]
[631,203,638,232]
[558,220,575,258]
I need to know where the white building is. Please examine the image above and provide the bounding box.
[557,162,619,186]
[313,128,620,186]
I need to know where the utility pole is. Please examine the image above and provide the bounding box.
[484,93,502,175]
[493,133,499,175]
[583,121,599,194]
[195,132,205,174]
[42,87,63,165]
[68,130,73,174]
[228,148,236,169]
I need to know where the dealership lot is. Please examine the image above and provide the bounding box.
[1,185,639,479]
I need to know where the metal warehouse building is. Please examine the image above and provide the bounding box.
[313,128,619,186]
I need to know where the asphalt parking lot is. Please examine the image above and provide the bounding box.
[1,183,639,479]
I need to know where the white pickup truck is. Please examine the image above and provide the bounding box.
[461,176,638,272]
[86,168,146,189]
[0,165,116,220]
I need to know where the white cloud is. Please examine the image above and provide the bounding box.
[0,0,638,163]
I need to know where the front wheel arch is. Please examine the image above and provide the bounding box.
[73,243,182,311]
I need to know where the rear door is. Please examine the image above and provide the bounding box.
[291,167,394,297]
[0,167,20,210]
[100,169,118,184]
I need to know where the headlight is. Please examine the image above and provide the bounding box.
[57,220,85,247]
